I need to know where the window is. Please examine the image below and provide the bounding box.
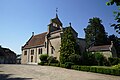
[38,48,42,54]
[38,49,41,54]
[24,51,27,55]
[31,50,34,55]
[41,48,42,54]
[45,42,46,48]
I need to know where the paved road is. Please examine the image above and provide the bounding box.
[0,64,120,80]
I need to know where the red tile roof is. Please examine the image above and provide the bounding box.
[89,45,111,52]
[22,32,47,49]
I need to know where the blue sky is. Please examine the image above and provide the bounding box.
[0,0,119,54]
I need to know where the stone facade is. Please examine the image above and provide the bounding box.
[21,14,86,64]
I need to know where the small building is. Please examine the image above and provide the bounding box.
[0,46,16,64]
[88,41,117,58]
[21,14,86,64]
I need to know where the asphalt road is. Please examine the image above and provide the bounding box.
[0,64,120,80]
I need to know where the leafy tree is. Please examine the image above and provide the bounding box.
[106,0,120,34]
[59,27,79,64]
[84,17,108,48]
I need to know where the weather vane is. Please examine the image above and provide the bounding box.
[56,8,58,13]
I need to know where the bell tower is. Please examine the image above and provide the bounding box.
[48,8,63,33]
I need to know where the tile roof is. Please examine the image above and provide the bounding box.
[22,32,47,49]
[89,45,111,52]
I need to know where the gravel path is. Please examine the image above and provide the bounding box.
[0,64,120,80]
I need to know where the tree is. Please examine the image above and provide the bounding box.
[59,27,79,64]
[84,17,108,48]
[106,0,120,34]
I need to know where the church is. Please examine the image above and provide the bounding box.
[21,13,86,64]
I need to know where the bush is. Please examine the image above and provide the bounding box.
[112,64,120,69]
[49,63,60,67]
[68,54,81,65]
[71,65,120,76]
[80,66,90,72]
[108,57,120,65]
[47,56,58,65]
[38,61,45,65]
[64,62,74,69]
[40,54,48,63]
[90,67,96,72]
[60,64,66,68]
[81,52,97,66]
[94,52,104,66]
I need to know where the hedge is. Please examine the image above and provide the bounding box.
[38,62,120,76]
[71,65,120,76]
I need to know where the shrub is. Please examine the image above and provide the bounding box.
[81,52,97,66]
[108,57,120,65]
[71,65,120,76]
[60,64,66,68]
[47,56,58,65]
[80,66,90,72]
[39,54,48,63]
[71,65,79,70]
[112,64,120,69]
[38,61,45,65]
[94,52,104,66]
[64,62,74,69]
[90,67,96,72]
[68,54,81,65]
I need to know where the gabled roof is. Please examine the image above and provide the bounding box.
[22,32,47,49]
[89,45,111,52]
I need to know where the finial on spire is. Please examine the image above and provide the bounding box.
[69,22,71,26]
[56,8,58,18]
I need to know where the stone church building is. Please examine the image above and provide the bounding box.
[21,14,86,64]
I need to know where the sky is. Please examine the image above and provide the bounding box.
[0,0,119,54]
